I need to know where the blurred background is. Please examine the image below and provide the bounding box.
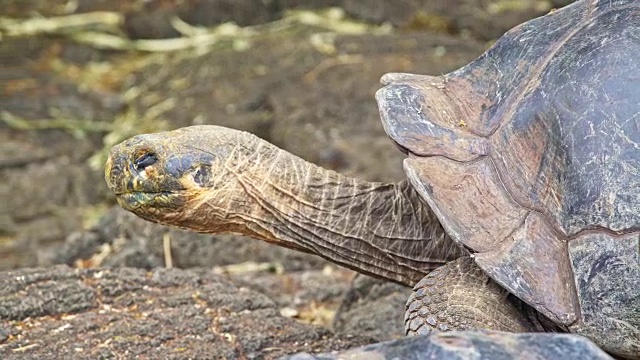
[1,0,573,335]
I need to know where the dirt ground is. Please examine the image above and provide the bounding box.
[1,1,573,358]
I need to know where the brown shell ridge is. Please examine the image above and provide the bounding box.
[403,155,580,325]
[406,149,636,326]
[404,156,529,252]
[489,137,640,238]
[483,17,587,137]
[471,150,639,241]
[483,1,636,139]
[379,0,638,150]
[376,80,490,162]
[474,213,581,326]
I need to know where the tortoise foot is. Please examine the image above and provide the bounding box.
[404,257,537,336]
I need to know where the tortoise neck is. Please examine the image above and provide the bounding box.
[198,133,465,285]
[178,133,463,285]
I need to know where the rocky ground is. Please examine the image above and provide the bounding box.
[1,1,575,359]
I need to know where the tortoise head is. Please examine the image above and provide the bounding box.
[105,126,249,232]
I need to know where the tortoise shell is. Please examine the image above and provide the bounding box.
[376,0,639,349]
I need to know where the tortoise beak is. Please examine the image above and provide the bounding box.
[104,136,186,212]
[104,143,151,197]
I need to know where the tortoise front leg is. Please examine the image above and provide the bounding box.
[405,257,539,335]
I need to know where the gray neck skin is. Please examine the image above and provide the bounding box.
[172,130,466,286]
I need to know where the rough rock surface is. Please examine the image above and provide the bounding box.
[45,206,409,341]
[333,275,409,341]
[0,266,372,359]
[283,331,614,360]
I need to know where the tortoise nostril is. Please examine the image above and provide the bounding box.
[134,152,158,171]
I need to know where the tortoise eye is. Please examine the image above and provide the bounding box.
[193,165,211,186]
[134,152,158,171]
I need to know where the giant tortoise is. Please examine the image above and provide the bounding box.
[105,0,640,358]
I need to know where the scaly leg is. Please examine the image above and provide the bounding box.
[405,257,538,335]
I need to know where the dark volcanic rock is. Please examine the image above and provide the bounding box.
[333,275,410,341]
[283,331,614,360]
[0,266,371,359]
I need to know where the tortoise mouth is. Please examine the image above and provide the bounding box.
[115,190,186,212]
